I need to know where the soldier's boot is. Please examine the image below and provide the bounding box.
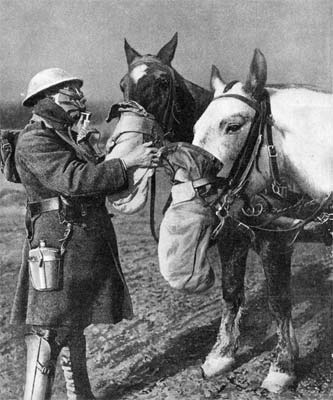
[60,332,95,400]
[23,331,59,400]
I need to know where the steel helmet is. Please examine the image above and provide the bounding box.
[23,68,83,107]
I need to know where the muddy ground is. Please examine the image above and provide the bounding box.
[0,171,332,400]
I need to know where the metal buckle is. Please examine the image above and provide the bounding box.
[216,206,227,220]
[316,212,333,224]
[267,145,277,157]
[266,114,275,126]
[210,218,225,242]
[215,194,230,219]
[1,142,12,155]
[37,361,51,375]
[272,182,288,198]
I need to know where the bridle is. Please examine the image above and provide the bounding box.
[191,82,278,240]
[106,57,181,149]
[106,58,180,242]
[121,56,179,141]
[212,81,286,203]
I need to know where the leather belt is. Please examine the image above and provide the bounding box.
[28,197,60,217]
[27,196,106,219]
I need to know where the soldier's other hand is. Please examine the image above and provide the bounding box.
[121,142,160,169]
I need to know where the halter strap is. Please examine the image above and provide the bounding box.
[211,79,261,113]
[212,93,261,114]
[106,101,164,149]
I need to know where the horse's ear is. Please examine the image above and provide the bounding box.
[210,65,226,94]
[244,48,267,99]
[157,33,178,65]
[124,38,141,65]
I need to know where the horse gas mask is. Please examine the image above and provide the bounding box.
[49,84,87,121]
[158,143,224,293]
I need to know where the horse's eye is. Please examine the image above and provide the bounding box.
[226,124,242,134]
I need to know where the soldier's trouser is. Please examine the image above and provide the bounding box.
[23,327,95,400]
[60,334,95,400]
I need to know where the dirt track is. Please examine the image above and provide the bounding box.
[0,172,332,400]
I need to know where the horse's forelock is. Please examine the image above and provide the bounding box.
[129,67,170,114]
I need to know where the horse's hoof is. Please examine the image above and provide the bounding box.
[261,368,296,393]
[201,356,235,378]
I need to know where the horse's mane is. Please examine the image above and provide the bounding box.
[266,83,331,94]
[179,74,213,114]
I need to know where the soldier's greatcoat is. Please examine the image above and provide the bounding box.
[10,99,133,328]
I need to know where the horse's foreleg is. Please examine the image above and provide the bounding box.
[202,229,249,378]
[259,238,298,393]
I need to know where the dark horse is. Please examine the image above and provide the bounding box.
[120,32,212,144]
[105,33,212,214]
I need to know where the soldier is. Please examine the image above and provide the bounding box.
[10,68,160,400]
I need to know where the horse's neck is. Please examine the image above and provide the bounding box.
[182,77,213,117]
[249,88,333,199]
[171,74,212,143]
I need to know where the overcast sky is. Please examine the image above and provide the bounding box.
[0,0,332,104]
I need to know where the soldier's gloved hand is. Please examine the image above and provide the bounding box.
[77,126,101,143]
[121,141,160,169]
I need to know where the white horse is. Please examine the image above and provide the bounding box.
[193,52,332,199]
[191,48,332,392]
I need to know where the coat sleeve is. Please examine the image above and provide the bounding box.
[16,127,128,197]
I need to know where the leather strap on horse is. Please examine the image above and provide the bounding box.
[240,192,333,249]
[106,100,164,147]
[127,57,178,138]
[150,173,159,243]
[209,90,267,211]
[213,85,288,200]
[264,92,288,198]
[210,86,292,221]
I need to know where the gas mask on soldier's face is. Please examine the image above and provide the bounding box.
[50,84,87,121]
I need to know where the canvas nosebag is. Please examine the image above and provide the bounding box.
[158,143,223,293]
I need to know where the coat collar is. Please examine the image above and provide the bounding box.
[33,97,75,131]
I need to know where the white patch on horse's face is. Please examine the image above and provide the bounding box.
[193,83,255,176]
[130,64,148,84]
